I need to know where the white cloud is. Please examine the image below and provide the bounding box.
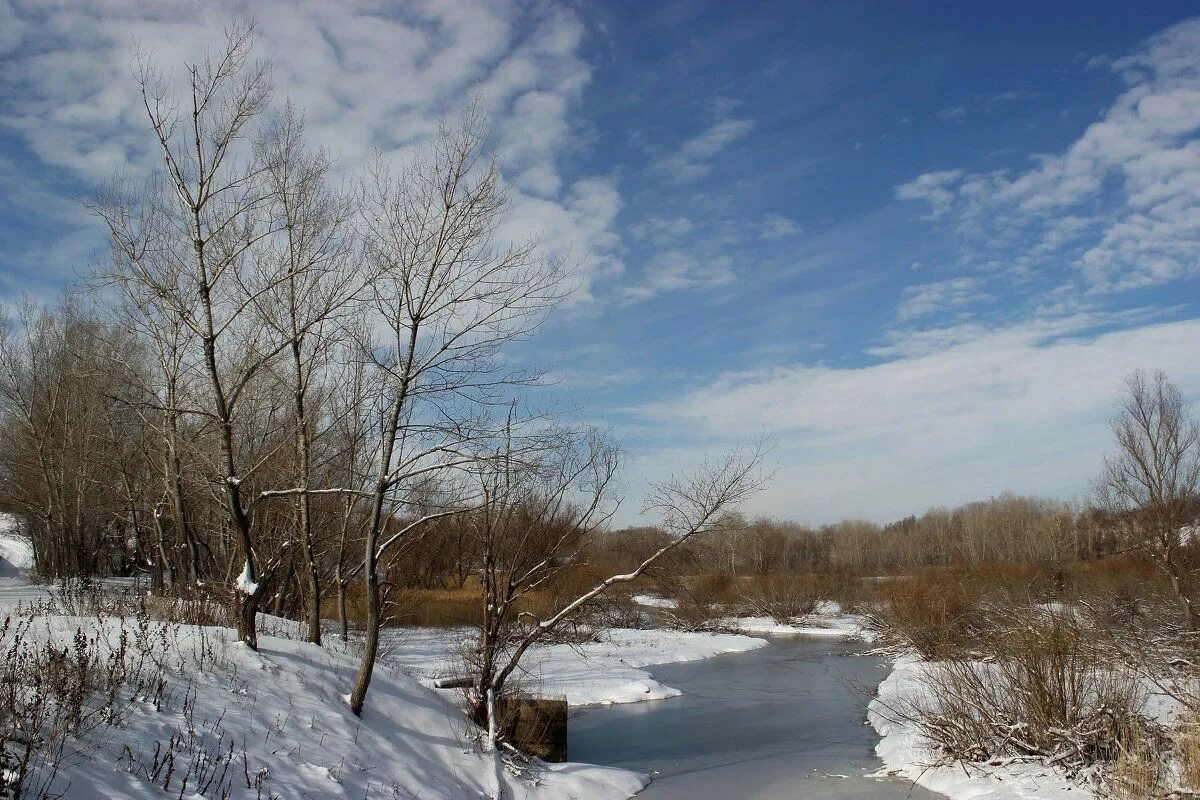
[629,215,694,245]
[897,17,1200,292]
[0,0,622,301]
[503,177,624,306]
[866,323,991,358]
[619,250,735,304]
[895,169,964,219]
[896,276,991,321]
[627,314,1200,524]
[658,116,755,182]
[761,213,801,239]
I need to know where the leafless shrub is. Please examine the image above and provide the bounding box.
[56,577,136,618]
[656,573,736,632]
[904,606,1151,782]
[0,602,168,798]
[866,575,985,659]
[117,709,279,800]
[740,573,828,623]
[143,591,234,629]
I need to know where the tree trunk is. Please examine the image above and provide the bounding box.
[291,338,321,645]
[349,541,381,715]
[336,570,349,640]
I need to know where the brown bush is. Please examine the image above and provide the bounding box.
[870,573,985,659]
[822,569,865,611]
[907,606,1150,777]
[650,572,737,632]
[740,573,827,623]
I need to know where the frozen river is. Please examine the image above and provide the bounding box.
[570,634,941,799]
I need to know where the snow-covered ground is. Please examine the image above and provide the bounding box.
[631,593,678,609]
[726,601,875,639]
[384,626,768,706]
[867,656,1095,800]
[0,513,773,799]
[0,516,960,800]
[868,655,1185,800]
[0,513,46,608]
[0,614,645,800]
[0,512,33,576]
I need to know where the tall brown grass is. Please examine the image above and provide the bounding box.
[1177,712,1200,792]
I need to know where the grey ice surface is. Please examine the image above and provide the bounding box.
[569,635,942,799]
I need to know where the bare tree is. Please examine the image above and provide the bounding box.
[344,103,566,715]
[1096,370,1200,628]
[253,103,357,644]
[0,298,149,577]
[97,22,306,647]
[462,422,618,743]
[466,439,765,763]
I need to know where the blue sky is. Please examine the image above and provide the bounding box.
[1,1,1199,525]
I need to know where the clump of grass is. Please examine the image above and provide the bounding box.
[1177,712,1200,792]
[1112,720,1165,799]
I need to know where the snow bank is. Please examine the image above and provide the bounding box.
[868,656,1098,800]
[727,603,875,639]
[0,512,33,577]
[385,626,768,706]
[631,594,678,609]
[7,615,646,800]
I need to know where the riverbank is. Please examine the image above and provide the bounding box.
[383,626,769,706]
[867,651,1187,800]
[1,516,947,800]
[868,655,1100,800]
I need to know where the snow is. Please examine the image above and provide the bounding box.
[0,513,48,608]
[0,512,33,577]
[0,548,773,799]
[383,626,769,706]
[0,610,648,799]
[235,560,258,596]
[726,602,876,639]
[631,594,678,609]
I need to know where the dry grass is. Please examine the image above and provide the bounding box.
[324,576,619,630]
[1112,721,1165,799]
[1177,712,1200,792]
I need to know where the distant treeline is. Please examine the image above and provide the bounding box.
[613,494,1195,576]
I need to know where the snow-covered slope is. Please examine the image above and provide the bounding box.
[3,615,646,800]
